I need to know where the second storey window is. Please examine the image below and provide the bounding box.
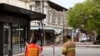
[35,1,41,11]
[58,15,61,25]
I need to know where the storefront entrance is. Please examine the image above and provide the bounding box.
[3,23,26,56]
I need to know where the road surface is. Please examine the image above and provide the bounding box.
[42,46,100,56]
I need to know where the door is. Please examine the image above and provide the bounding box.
[3,23,11,56]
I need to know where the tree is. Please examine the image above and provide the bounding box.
[67,0,100,34]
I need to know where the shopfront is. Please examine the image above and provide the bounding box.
[0,3,45,56]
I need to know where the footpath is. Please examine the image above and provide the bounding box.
[43,42,100,47]
[75,42,100,48]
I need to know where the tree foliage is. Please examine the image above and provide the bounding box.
[67,0,100,34]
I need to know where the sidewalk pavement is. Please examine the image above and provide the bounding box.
[13,53,24,56]
[76,45,100,48]
[48,44,100,48]
[44,43,100,48]
[75,42,100,48]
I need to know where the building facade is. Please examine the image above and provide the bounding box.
[0,0,46,56]
[30,0,68,44]
[0,0,30,9]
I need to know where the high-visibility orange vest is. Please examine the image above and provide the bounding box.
[25,44,40,56]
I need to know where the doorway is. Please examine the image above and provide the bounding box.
[3,23,11,56]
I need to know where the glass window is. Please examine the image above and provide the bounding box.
[12,24,25,55]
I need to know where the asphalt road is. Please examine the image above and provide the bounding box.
[76,47,100,56]
[42,46,100,56]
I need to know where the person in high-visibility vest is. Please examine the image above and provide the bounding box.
[25,38,41,56]
[62,35,76,56]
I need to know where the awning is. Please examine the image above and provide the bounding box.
[31,26,63,34]
[0,3,46,20]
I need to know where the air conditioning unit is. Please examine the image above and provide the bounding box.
[20,0,30,2]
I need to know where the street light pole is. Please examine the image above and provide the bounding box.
[63,10,66,43]
[40,0,44,47]
[41,0,44,13]
[63,18,65,43]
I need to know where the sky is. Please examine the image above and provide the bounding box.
[50,0,85,9]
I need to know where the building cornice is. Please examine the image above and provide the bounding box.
[47,1,68,11]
